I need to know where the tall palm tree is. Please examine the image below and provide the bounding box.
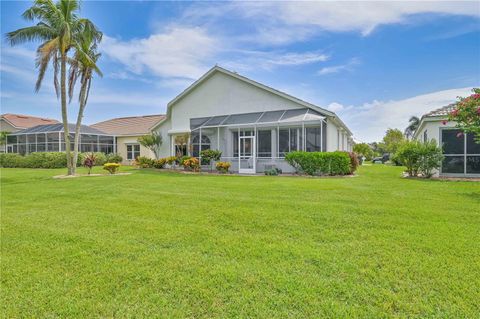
[68,29,102,174]
[404,116,420,140]
[6,0,100,175]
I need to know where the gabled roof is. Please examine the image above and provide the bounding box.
[156,65,352,135]
[11,123,108,135]
[91,114,165,136]
[1,113,59,129]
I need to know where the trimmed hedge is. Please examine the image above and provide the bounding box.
[285,151,353,176]
[0,152,117,169]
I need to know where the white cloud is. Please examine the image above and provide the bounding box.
[184,1,480,45]
[327,102,344,112]
[335,87,474,142]
[318,58,359,75]
[101,27,218,80]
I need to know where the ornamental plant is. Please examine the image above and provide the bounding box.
[200,149,222,171]
[135,156,154,168]
[83,153,96,175]
[447,88,480,142]
[103,163,120,174]
[153,158,167,169]
[165,156,178,168]
[182,157,200,172]
[215,161,231,173]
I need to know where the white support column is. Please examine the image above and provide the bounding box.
[238,127,240,170]
[277,124,280,157]
[58,131,61,151]
[199,128,202,164]
[217,127,220,151]
[320,120,323,152]
[302,122,305,151]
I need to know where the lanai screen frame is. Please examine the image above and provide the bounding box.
[188,108,327,162]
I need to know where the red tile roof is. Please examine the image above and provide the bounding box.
[1,113,59,129]
[90,114,165,135]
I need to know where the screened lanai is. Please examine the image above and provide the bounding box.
[5,123,116,155]
[184,108,327,173]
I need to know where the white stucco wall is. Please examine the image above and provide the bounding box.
[116,136,155,165]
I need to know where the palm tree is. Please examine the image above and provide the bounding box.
[6,0,100,175]
[68,29,102,174]
[404,116,420,140]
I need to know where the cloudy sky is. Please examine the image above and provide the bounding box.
[1,1,479,142]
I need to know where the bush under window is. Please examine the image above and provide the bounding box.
[285,151,352,176]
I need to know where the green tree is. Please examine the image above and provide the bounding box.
[68,28,102,174]
[404,116,420,140]
[7,0,101,175]
[382,128,405,154]
[353,143,374,161]
[0,131,9,148]
[447,88,480,142]
[138,132,163,159]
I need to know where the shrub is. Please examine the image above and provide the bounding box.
[165,156,177,167]
[200,149,222,170]
[346,152,359,174]
[106,153,122,163]
[77,152,106,166]
[395,140,443,178]
[178,155,190,167]
[215,161,231,173]
[0,153,25,168]
[103,163,120,174]
[418,140,443,178]
[135,156,155,168]
[395,141,422,177]
[153,158,167,169]
[264,167,282,176]
[285,151,351,176]
[182,157,200,172]
[83,153,96,175]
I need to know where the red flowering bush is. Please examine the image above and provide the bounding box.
[447,88,480,142]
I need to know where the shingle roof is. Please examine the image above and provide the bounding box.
[11,123,108,135]
[90,114,165,135]
[422,104,456,118]
[1,113,59,129]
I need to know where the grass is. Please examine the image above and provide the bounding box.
[1,165,479,318]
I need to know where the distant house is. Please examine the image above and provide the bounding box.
[414,104,480,177]
[91,115,165,164]
[1,114,59,152]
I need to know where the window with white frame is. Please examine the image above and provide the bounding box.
[278,127,302,157]
[257,130,272,158]
[127,144,140,160]
[423,130,428,143]
[441,129,480,174]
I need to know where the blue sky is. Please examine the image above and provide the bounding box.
[1,1,479,141]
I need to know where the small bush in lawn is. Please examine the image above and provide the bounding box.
[182,157,200,172]
[83,153,96,175]
[215,161,231,173]
[153,158,167,169]
[103,163,120,174]
[106,153,122,163]
[346,152,359,174]
[395,141,422,177]
[165,156,177,167]
[135,156,154,168]
[285,151,351,176]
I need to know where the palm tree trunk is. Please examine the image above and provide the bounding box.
[60,52,73,175]
[73,77,88,173]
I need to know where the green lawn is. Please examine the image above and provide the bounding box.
[1,165,479,318]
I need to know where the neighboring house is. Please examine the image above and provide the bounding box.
[5,123,115,155]
[1,113,59,152]
[91,115,165,164]
[414,104,480,177]
[152,66,354,173]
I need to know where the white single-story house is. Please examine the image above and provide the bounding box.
[152,66,354,173]
[414,104,480,177]
[91,115,165,165]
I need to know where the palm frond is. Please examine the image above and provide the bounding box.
[6,25,56,46]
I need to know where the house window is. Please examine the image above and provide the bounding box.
[175,144,187,157]
[127,144,140,160]
[441,129,480,174]
[192,134,210,157]
[257,130,272,158]
[423,130,428,143]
